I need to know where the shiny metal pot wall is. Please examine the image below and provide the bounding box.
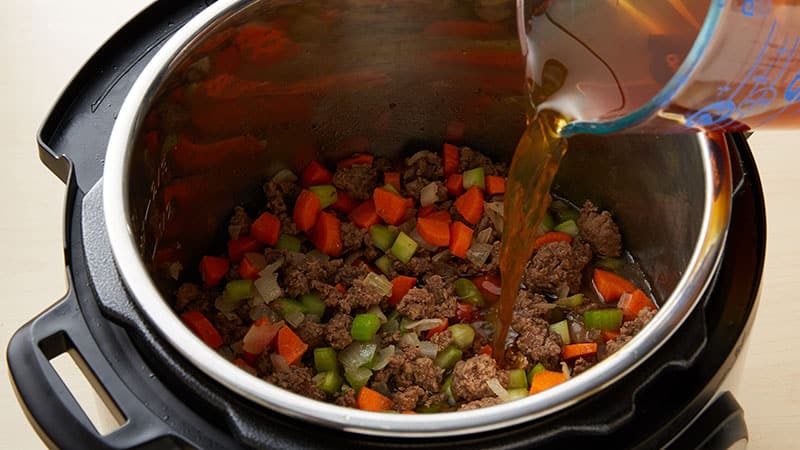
[103,0,731,437]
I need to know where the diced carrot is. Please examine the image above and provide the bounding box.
[239,253,266,280]
[416,217,451,247]
[449,221,474,259]
[389,276,417,306]
[301,160,333,187]
[384,172,401,191]
[425,318,449,340]
[456,302,480,323]
[293,189,322,232]
[251,212,281,245]
[242,317,284,354]
[446,173,465,197]
[478,344,493,356]
[400,410,417,414]
[442,143,460,177]
[529,370,566,395]
[348,199,381,230]
[335,283,347,295]
[227,235,262,263]
[618,289,658,321]
[472,274,501,303]
[276,326,308,366]
[199,255,230,287]
[356,386,393,412]
[309,211,342,257]
[234,358,258,376]
[601,330,621,342]
[180,311,223,349]
[593,269,636,302]
[485,176,506,194]
[330,190,358,213]
[454,186,484,225]
[418,204,437,218]
[562,343,598,360]
[426,210,453,224]
[534,231,573,250]
[373,187,409,225]
[337,153,374,169]
[404,197,415,209]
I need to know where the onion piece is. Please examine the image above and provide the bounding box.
[368,305,388,324]
[466,242,493,267]
[306,249,329,262]
[484,201,504,231]
[407,150,435,165]
[561,361,571,380]
[370,345,396,370]
[258,258,285,278]
[399,332,421,349]
[254,274,282,303]
[432,249,451,263]
[475,227,494,244]
[487,378,512,402]
[403,318,445,332]
[271,353,291,373]
[419,182,440,207]
[284,251,306,267]
[271,168,298,183]
[167,262,183,280]
[338,342,378,369]
[285,309,305,328]
[249,303,272,322]
[419,341,439,359]
[215,295,242,313]
[363,272,393,297]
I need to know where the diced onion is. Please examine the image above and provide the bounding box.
[407,150,435,165]
[487,378,512,403]
[368,305,388,324]
[399,332,421,349]
[271,353,291,373]
[419,341,439,359]
[420,182,440,206]
[168,262,183,280]
[258,258,285,278]
[215,295,242,313]
[371,345,395,370]
[475,227,494,244]
[403,318,445,332]
[409,228,439,251]
[249,303,272,322]
[561,361,571,380]
[285,309,305,328]
[432,249,451,263]
[338,342,378,369]
[382,318,399,335]
[363,272,393,297]
[254,274,282,303]
[285,251,306,267]
[306,249,330,262]
[271,168,298,183]
[466,242,493,267]
[484,201,504,231]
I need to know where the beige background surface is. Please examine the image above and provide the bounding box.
[1,1,798,448]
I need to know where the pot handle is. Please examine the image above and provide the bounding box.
[7,290,186,449]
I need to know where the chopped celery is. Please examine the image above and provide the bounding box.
[554,219,579,237]
[538,211,555,234]
[506,388,530,401]
[549,320,571,345]
[508,369,528,390]
[314,347,339,372]
[441,374,456,406]
[434,346,463,369]
[382,183,400,195]
[308,185,338,209]
[555,293,584,308]
[276,234,302,252]
[351,314,382,341]
[300,293,326,317]
[527,362,546,385]
[369,225,399,251]
[274,298,307,318]
[584,309,624,331]
[390,232,418,264]
[344,366,372,391]
[595,257,626,271]
[462,167,486,190]
[448,324,476,350]
[314,371,343,394]
[224,279,254,301]
[374,255,393,276]
[454,278,485,307]
[416,403,442,414]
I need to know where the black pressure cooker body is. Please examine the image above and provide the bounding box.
[8,1,765,449]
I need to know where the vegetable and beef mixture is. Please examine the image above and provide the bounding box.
[172,144,658,412]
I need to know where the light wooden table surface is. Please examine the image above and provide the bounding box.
[1,2,797,448]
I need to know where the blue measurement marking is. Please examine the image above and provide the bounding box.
[742,0,773,18]
[755,37,800,126]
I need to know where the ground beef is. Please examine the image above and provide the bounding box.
[459,147,507,176]
[606,308,657,355]
[572,357,595,376]
[502,347,530,370]
[577,201,622,257]
[254,352,273,376]
[451,354,508,402]
[403,151,443,184]
[333,262,369,286]
[513,317,563,370]
[430,329,454,350]
[212,311,248,344]
[512,290,553,322]
[333,165,377,200]
[397,274,457,320]
[267,366,326,401]
[282,258,332,297]
[343,279,384,311]
[325,313,353,350]
[263,180,299,214]
[278,212,300,236]
[335,387,357,407]
[312,281,346,313]
[394,256,433,277]
[373,157,393,173]
[524,240,592,297]
[392,386,425,411]
[378,346,443,392]
[459,397,503,411]
[175,283,203,311]
[228,206,251,239]
[340,221,366,254]
[294,319,326,348]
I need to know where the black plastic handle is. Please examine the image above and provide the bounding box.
[7,289,185,450]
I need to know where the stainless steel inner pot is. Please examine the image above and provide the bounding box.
[103,0,731,437]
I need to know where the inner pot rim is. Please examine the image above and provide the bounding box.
[102,0,732,437]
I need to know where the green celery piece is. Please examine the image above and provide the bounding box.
[434,346,463,369]
[274,298,307,318]
[416,403,442,414]
[508,369,528,390]
[527,363,546,385]
[300,293,325,317]
[344,366,372,391]
[276,234,302,252]
[584,309,624,331]
[538,211,555,234]
[309,185,338,209]
[382,183,400,195]
[351,313,382,341]
[595,257,626,271]
[374,255,393,276]
[554,219,579,237]
[315,371,343,394]
[555,293,584,308]
[448,324,476,350]
[390,232,418,264]
[441,374,456,406]
[454,278,485,307]
[462,167,486,190]
[369,224,399,251]
[224,279,254,301]
[506,388,530,401]
[549,320,571,345]
[314,347,339,372]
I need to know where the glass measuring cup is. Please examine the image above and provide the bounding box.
[519,0,800,136]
